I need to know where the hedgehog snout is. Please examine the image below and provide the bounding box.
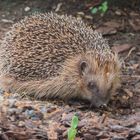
[87,84,110,108]
[90,94,109,108]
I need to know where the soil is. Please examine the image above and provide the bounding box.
[0,0,140,140]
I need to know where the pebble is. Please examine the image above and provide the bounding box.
[84,15,93,20]
[18,121,25,127]
[0,96,4,101]
[77,12,85,16]
[122,95,129,100]
[77,16,82,20]
[24,6,30,12]
[40,106,47,113]
[8,99,17,108]
[115,10,122,16]
[1,19,13,23]
[135,125,140,133]
[24,109,34,117]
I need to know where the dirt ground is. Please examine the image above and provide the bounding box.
[0,0,140,140]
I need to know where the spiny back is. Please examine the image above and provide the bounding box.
[0,12,111,81]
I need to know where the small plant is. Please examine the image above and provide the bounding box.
[68,115,79,140]
[91,1,108,15]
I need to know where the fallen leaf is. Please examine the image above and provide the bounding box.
[104,21,121,29]
[129,19,140,31]
[112,44,132,53]
[132,64,139,69]
[96,26,117,35]
[96,21,121,35]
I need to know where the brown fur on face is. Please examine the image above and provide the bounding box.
[60,51,121,107]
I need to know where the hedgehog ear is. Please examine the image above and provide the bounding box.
[79,61,89,76]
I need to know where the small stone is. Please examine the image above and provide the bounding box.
[9,99,17,108]
[135,125,140,133]
[115,10,122,16]
[40,106,47,113]
[24,109,34,117]
[0,96,4,101]
[84,15,93,20]
[1,19,13,23]
[77,16,82,20]
[77,12,85,16]
[122,95,129,100]
[24,7,30,12]
[18,121,25,127]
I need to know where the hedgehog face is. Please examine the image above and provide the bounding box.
[79,59,120,108]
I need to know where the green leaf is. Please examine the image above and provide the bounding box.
[91,7,98,14]
[101,1,108,13]
[71,115,79,129]
[68,128,77,140]
[98,6,102,11]
[102,1,108,6]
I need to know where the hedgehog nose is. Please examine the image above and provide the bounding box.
[100,103,107,109]
[90,97,108,108]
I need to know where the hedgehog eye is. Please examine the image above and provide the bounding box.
[88,82,96,88]
[88,82,97,89]
[88,81,99,93]
[80,61,88,75]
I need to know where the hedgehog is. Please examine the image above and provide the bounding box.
[0,13,121,107]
